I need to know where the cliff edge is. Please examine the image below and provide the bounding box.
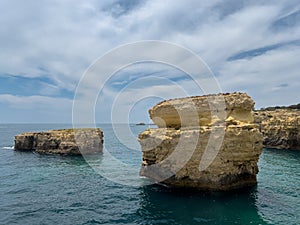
[254,110,300,150]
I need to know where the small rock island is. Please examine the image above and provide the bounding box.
[14,128,103,155]
[138,93,263,191]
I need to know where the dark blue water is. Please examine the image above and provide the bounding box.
[0,124,299,225]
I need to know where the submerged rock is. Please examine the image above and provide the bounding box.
[254,110,300,150]
[14,128,103,155]
[139,93,263,191]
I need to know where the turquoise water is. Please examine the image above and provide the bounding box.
[0,124,299,225]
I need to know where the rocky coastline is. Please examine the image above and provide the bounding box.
[14,128,103,155]
[254,109,300,150]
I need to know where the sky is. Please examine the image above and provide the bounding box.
[0,0,300,123]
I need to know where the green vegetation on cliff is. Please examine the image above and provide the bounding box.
[260,103,300,111]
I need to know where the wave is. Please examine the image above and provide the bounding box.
[2,146,14,150]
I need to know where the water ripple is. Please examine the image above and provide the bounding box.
[0,124,299,225]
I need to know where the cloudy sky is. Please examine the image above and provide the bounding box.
[0,0,299,123]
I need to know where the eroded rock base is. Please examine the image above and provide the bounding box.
[139,125,262,191]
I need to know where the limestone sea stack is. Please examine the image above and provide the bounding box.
[254,110,300,150]
[14,128,103,155]
[138,93,263,191]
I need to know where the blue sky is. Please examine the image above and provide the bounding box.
[0,0,300,123]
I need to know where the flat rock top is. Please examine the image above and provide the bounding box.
[150,92,254,112]
[254,110,300,123]
[255,109,300,116]
[17,128,103,136]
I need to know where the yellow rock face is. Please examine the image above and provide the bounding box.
[254,110,300,150]
[149,92,255,128]
[139,93,263,191]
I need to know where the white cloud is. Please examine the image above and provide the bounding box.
[0,94,72,123]
[0,94,72,110]
[0,0,300,122]
[218,46,300,108]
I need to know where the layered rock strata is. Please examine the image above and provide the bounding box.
[149,92,254,128]
[139,93,263,191]
[14,128,103,155]
[254,110,300,150]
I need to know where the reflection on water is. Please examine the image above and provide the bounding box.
[138,185,269,225]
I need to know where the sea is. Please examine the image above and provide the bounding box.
[0,124,299,225]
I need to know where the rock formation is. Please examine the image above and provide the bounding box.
[138,93,263,191]
[254,110,300,150]
[14,128,103,155]
[149,92,254,128]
